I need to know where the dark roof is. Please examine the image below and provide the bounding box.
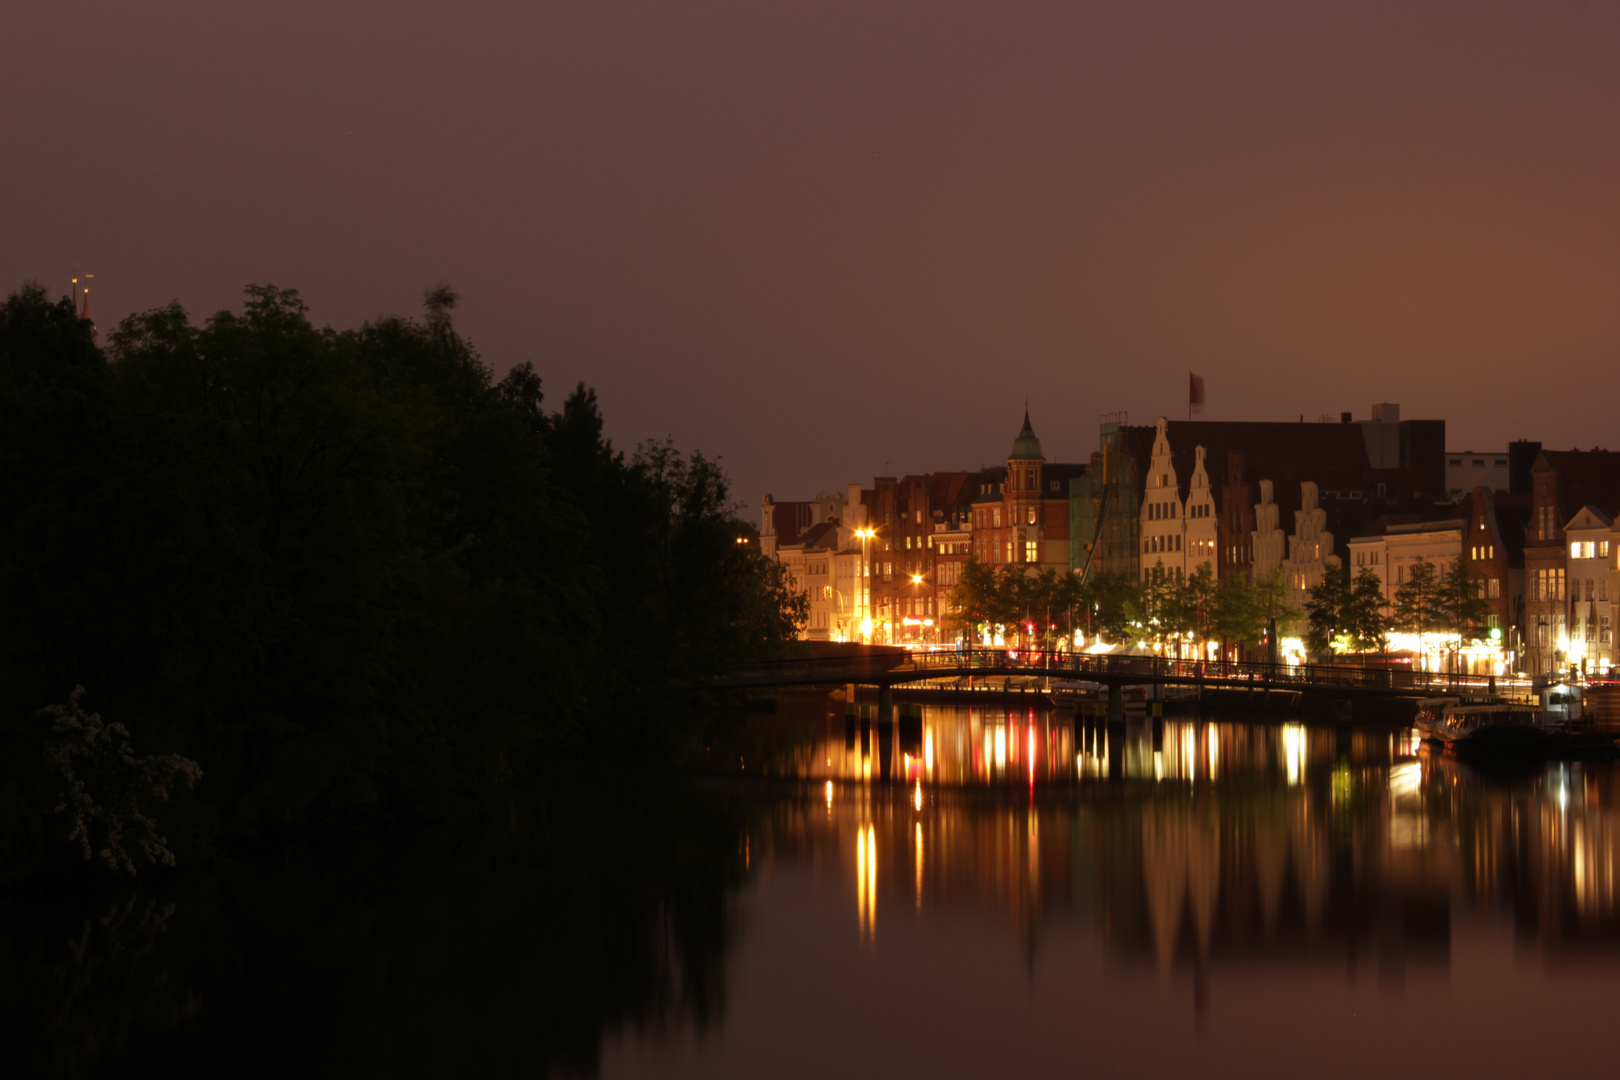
[1122,420,1377,502]
[800,521,840,551]
[929,471,975,512]
[768,501,813,546]
[1351,514,1426,540]
[1541,450,1620,517]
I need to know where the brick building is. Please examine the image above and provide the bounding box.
[1525,450,1620,676]
[971,411,1086,573]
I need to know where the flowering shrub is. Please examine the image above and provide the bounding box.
[41,688,202,875]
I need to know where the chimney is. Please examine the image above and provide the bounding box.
[1340,412,1352,423]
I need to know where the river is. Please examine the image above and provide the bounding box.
[8,698,1620,1078]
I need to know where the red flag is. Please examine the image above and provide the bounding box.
[1189,372,1205,416]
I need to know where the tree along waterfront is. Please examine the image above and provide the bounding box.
[949,553,1494,669]
[948,560,1298,660]
[0,282,807,882]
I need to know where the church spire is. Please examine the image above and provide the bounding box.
[1009,408,1044,461]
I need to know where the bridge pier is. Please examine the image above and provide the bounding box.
[1107,683,1124,724]
[878,683,894,728]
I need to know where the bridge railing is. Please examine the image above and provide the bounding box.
[719,648,1509,694]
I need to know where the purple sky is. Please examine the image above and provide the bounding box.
[8,2,1618,510]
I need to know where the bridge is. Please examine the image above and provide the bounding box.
[716,649,1512,724]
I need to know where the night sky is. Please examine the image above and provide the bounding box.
[8,2,1618,508]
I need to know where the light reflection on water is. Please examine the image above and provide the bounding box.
[615,700,1620,1079]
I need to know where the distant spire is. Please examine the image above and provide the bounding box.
[1010,408,1044,461]
[81,273,97,347]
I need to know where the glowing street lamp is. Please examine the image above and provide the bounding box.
[854,527,877,643]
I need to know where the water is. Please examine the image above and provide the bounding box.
[10,700,1620,1078]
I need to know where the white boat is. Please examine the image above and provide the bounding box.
[1432,703,1546,753]
[1413,695,1503,741]
[1412,697,1457,741]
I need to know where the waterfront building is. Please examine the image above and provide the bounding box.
[1564,507,1613,676]
[970,412,1085,575]
[1136,418,1218,582]
[869,472,975,645]
[1281,481,1340,613]
[1089,404,1446,588]
[1456,487,1530,669]
[927,472,976,642]
[1524,450,1620,676]
[1346,515,1467,670]
[1345,488,1529,674]
[1069,418,1141,581]
[763,485,874,643]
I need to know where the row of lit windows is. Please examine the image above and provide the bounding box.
[1530,568,1567,602]
[1147,501,1178,521]
[1002,540,1040,562]
[1571,540,1611,559]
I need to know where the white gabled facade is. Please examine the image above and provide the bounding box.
[1565,506,1614,676]
[1138,417,1186,579]
[1185,445,1218,575]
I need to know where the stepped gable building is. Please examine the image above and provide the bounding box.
[970,411,1086,574]
[1457,488,1530,664]
[1079,404,1446,584]
[1136,417,1219,582]
[1524,450,1620,676]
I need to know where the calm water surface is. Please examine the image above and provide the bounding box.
[10,699,1620,1078]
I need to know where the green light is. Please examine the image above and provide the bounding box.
[1490,627,1502,642]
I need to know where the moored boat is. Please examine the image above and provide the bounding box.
[1434,703,1546,754]
[1413,695,1504,742]
[1412,697,1457,741]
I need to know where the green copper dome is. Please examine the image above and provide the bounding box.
[1009,409,1045,460]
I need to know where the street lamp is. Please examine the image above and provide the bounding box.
[854,527,876,643]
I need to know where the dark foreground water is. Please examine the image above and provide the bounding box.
[9,698,1620,1078]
